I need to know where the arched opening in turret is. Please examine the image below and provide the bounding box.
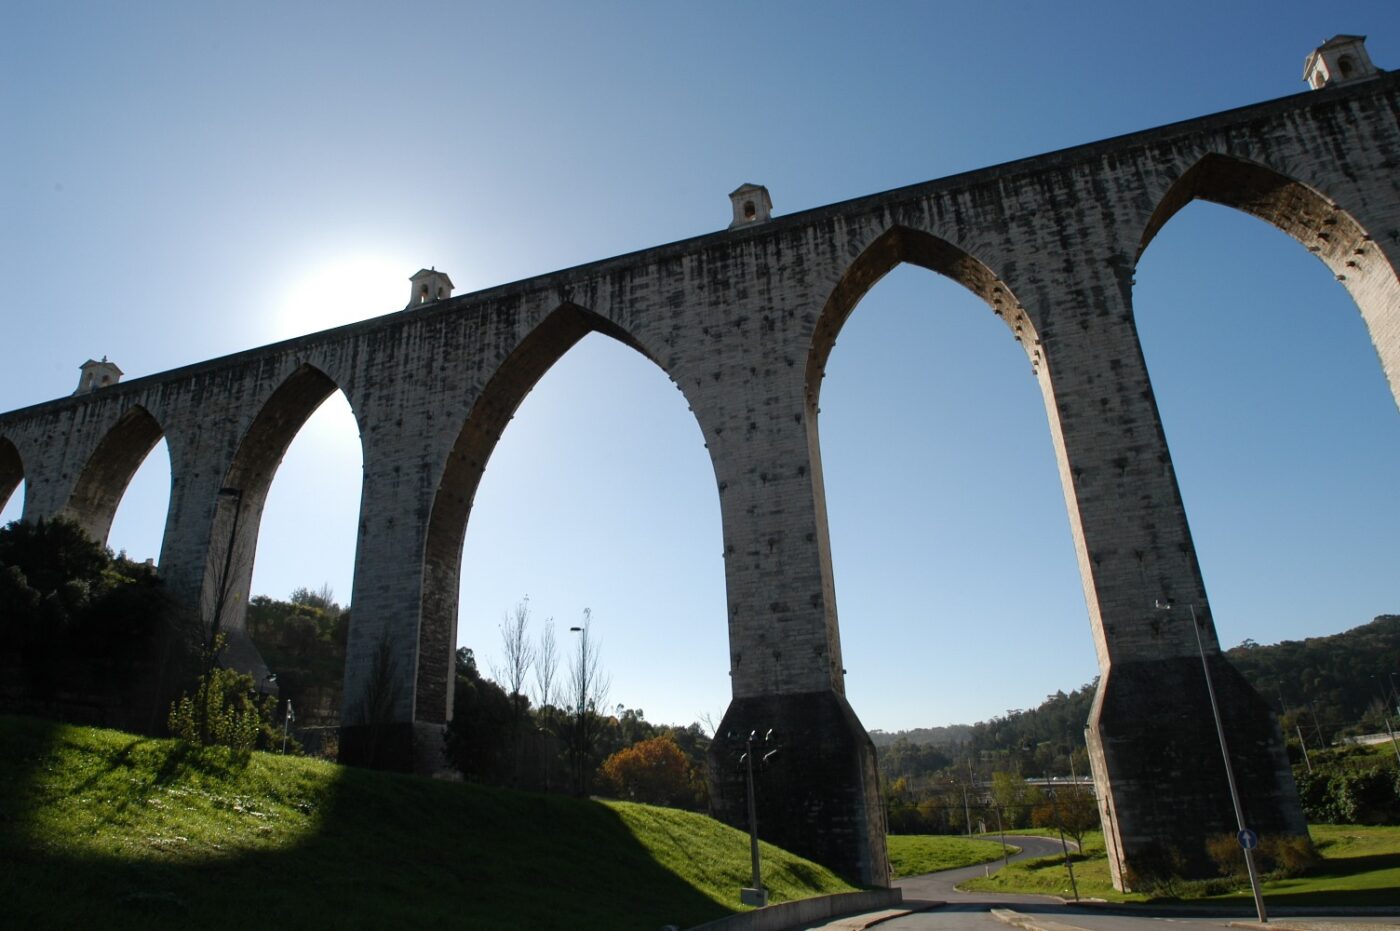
[205,364,362,724]
[420,303,725,789]
[1135,156,1400,741]
[0,438,24,525]
[808,227,1092,810]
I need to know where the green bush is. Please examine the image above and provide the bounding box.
[1296,766,1400,825]
[168,640,289,753]
[1204,831,1317,888]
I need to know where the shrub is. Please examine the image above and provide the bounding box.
[168,640,286,753]
[1296,765,1400,825]
[1205,833,1245,879]
[1258,834,1319,876]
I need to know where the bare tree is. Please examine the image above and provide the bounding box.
[533,615,559,710]
[567,608,611,796]
[491,597,535,706]
[492,597,536,784]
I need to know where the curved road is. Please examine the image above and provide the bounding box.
[897,834,1073,907]
[802,836,1399,931]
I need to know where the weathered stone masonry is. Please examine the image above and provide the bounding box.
[3,73,1398,888]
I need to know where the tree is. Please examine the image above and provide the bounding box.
[492,597,536,784]
[444,647,515,783]
[290,583,339,613]
[990,770,1044,828]
[533,615,559,710]
[492,597,535,704]
[599,735,695,807]
[1032,783,1100,847]
[0,516,183,711]
[566,608,611,796]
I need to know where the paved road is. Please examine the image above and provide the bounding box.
[800,835,1400,931]
[896,834,1074,907]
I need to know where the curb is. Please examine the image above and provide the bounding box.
[685,889,905,931]
[988,906,1400,931]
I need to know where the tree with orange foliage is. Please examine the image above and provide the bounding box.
[599,735,695,807]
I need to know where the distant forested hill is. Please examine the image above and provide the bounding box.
[1226,614,1400,742]
[872,614,1400,783]
[868,725,972,748]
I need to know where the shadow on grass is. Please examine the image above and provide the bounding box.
[0,714,737,930]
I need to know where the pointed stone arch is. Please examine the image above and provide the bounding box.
[1139,152,1400,409]
[63,405,165,545]
[417,303,660,724]
[807,226,1036,412]
[800,226,1039,677]
[202,363,353,675]
[0,436,23,520]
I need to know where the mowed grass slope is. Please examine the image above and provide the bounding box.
[0,715,857,930]
[886,835,1010,878]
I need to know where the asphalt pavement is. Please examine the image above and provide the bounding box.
[795,835,1400,931]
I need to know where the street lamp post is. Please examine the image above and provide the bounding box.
[283,698,295,754]
[738,729,776,908]
[1156,600,1267,923]
[210,487,244,646]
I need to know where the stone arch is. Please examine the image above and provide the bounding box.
[1139,152,1400,409]
[802,227,1041,673]
[416,303,661,724]
[807,226,1036,412]
[63,405,165,545]
[202,363,353,674]
[0,436,23,520]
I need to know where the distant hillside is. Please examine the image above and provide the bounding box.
[1226,614,1400,742]
[873,614,1400,780]
[868,724,972,748]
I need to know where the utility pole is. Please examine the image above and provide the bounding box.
[1046,774,1080,902]
[1157,601,1268,924]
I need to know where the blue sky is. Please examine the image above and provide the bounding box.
[2,2,1397,732]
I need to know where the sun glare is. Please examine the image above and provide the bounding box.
[272,253,426,340]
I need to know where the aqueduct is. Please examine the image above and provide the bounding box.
[3,51,1398,887]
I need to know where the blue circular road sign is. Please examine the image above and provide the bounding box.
[1238,828,1259,850]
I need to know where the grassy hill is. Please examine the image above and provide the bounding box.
[0,715,858,930]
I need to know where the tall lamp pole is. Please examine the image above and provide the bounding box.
[1156,600,1267,923]
[738,729,776,908]
[210,486,243,645]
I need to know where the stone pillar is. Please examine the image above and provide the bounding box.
[697,342,889,887]
[1036,276,1306,887]
[337,431,447,774]
[157,436,275,686]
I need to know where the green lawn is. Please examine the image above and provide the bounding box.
[887,835,1013,878]
[962,826,1400,906]
[1232,825,1400,906]
[0,715,858,930]
[961,831,1130,901]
